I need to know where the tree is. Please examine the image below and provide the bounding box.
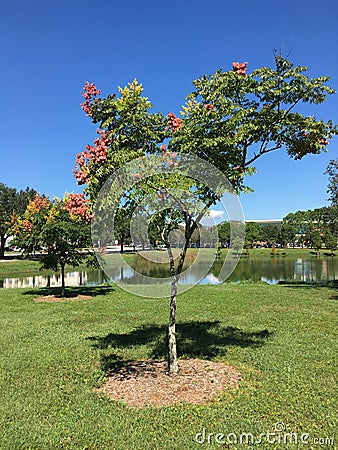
[217,221,231,247]
[325,159,338,206]
[280,206,338,252]
[261,224,280,246]
[319,206,338,253]
[199,225,218,247]
[13,194,91,297]
[245,222,262,247]
[323,229,337,254]
[12,193,51,256]
[114,206,132,252]
[0,183,37,258]
[74,57,337,375]
[279,221,296,248]
[311,229,323,256]
[281,210,315,247]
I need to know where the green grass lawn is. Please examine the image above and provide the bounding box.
[0,258,43,275]
[0,259,90,278]
[0,253,136,279]
[0,282,337,449]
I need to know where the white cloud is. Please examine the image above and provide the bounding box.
[208,210,224,219]
[200,209,224,226]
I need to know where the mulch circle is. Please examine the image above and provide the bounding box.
[99,359,241,408]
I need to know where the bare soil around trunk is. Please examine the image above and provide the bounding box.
[99,359,241,408]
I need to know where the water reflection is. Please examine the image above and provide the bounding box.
[0,256,337,289]
[0,270,107,289]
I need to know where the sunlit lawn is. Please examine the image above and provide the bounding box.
[0,282,337,449]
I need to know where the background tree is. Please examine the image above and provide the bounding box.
[41,205,91,297]
[323,229,337,254]
[13,193,51,256]
[171,226,189,248]
[280,206,337,252]
[311,229,323,256]
[281,210,314,247]
[217,221,230,247]
[279,221,296,248]
[14,194,91,297]
[232,236,244,258]
[261,224,280,246]
[199,225,218,248]
[75,56,337,375]
[0,183,37,258]
[114,206,132,252]
[245,222,262,247]
[320,206,338,253]
[325,159,338,206]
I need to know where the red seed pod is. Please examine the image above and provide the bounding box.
[232,62,248,76]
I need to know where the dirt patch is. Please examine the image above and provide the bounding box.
[99,359,241,408]
[34,295,93,303]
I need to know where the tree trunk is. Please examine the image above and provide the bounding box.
[168,276,178,376]
[120,232,124,253]
[0,234,6,259]
[166,232,190,376]
[60,263,65,297]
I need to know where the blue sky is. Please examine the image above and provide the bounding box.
[1,0,337,220]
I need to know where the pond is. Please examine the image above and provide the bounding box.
[1,254,337,289]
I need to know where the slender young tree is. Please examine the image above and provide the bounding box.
[74,57,337,375]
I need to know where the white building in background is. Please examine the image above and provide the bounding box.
[245,219,282,226]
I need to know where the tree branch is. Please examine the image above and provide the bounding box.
[244,144,282,167]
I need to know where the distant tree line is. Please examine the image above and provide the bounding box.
[216,158,338,253]
[1,157,337,258]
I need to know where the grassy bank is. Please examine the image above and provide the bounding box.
[0,259,90,278]
[0,253,137,278]
[0,283,337,449]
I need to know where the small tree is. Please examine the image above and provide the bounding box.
[232,236,244,258]
[14,194,91,297]
[74,57,337,375]
[41,201,91,297]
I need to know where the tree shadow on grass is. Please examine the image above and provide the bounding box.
[22,285,115,298]
[87,321,272,373]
